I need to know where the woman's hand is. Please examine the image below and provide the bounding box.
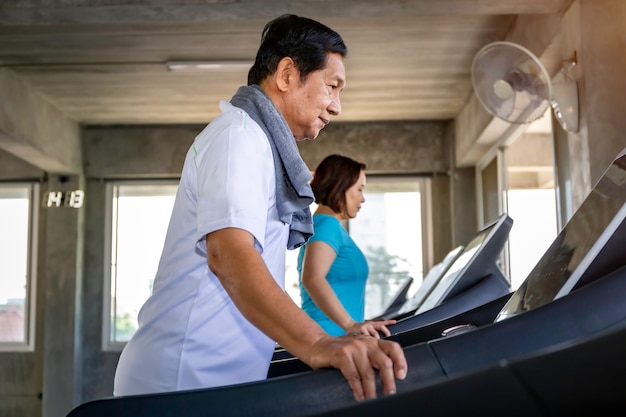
[345,319,396,338]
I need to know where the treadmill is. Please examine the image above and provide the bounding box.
[386,212,513,328]
[270,148,626,377]
[66,149,626,417]
[299,286,626,416]
[67,264,626,417]
[270,213,513,369]
[367,275,414,320]
[381,244,464,321]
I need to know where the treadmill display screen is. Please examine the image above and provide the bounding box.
[395,245,464,316]
[416,213,513,314]
[496,149,626,321]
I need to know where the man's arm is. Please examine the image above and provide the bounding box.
[206,227,407,401]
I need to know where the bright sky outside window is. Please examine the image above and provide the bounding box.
[106,178,426,346]
[105,182,177,347]
[0,183,37,350]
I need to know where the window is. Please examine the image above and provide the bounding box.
[104,181,177,350]
[505,132,558,290]
[476,150,510,282]
[106,178,427,347]
[476,112,558,291]
[0,183,38,351]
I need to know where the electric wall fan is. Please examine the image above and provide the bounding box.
[471,41,579,133]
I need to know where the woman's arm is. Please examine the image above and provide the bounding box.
[301,241,395,337]
[301,240,357,331]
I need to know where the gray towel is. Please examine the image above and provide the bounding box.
[230,84,314,249]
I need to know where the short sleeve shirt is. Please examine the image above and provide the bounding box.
[114,101,290,396]
[297,214,369,336]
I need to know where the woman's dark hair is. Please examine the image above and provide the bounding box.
[311,154,366,215]
[248,14,348,85]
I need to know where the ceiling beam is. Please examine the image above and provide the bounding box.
[0,68,81,174]
[0,0,573,26]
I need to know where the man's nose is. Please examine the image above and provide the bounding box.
[328,96,341,116]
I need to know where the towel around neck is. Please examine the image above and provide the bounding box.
[230,84,314,249]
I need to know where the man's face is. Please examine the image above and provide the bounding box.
[283,52,346,141]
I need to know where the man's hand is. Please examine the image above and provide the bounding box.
[306,334,407,401]
[207,229,407,402]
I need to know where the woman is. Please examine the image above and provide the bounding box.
[298,154,395,337]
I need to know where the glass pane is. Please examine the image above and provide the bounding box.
[0,186,30,343]
[507,189,557,289]
[110,183,177,343]
[481,157,500,225]
[115,180,424,339]
[506,129,558,290]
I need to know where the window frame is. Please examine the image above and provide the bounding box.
[0,182,39,352]
[102,179,179,352]
[102,176,432,348]
[475,112,559,289]
[347,175,431,318]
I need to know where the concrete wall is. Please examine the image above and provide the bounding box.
[0,149,45,180]
[563,0,626,207]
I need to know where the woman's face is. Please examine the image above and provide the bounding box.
[343,170,366,219]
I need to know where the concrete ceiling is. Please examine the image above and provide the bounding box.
[0,0,571,126]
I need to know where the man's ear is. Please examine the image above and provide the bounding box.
[275,57,297,92]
